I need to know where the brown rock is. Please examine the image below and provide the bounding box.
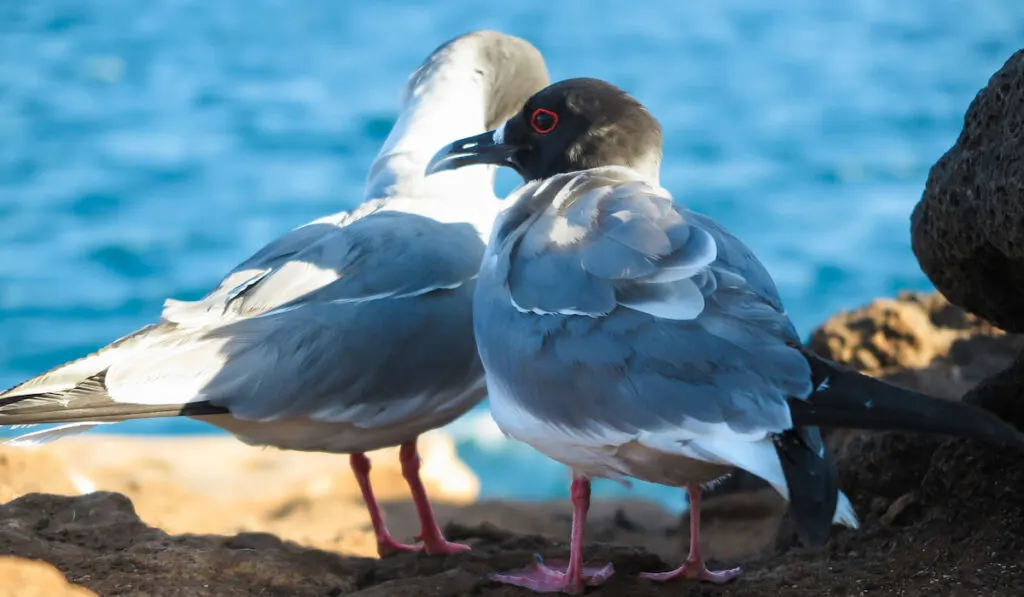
[879,491,919,527]
[809,295,945,373]
[0,431,477,558]
[0,491,681,597]
[964,348,1024,429]
[911,49,1024,332]
[0,492,360,597]
[808,291,1022,400]
[4,292,1024,595]
[4,465,1024,597]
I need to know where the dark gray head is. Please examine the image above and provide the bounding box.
[404,30,551,131]
[425,78,663,181]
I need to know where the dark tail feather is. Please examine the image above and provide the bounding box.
[0,372,229,427]
[0,400,228,426]
[772,427,839,547]
[792,351,1024,452]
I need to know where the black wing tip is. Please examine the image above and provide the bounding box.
[772,428,839,548]
[795,352,1024,450]
[1,367,229,427]
[0,398,229,426]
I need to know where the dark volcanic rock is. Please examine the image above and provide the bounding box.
[964,348,1024,429]
[911,49,1024,332]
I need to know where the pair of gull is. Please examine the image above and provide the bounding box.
[4,30,1024,595]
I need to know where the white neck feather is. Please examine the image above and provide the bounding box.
[364,55,499,205]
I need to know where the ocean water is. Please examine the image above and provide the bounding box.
[1,1,1022,512]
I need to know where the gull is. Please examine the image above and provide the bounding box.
[0,30,549,558]
[425,76,1024,592]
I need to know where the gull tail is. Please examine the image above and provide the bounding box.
[0,372,228,425]
[792,351,1024,451]
[1,324,228,443]
[692,436,859,543]
[0,371,228,445]
[772,425,865,546]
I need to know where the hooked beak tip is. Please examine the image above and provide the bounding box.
[424,130,518,177]
[424,145,457,176]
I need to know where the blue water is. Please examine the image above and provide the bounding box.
[2,1,1022,512]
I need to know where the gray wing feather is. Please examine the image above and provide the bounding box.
[9,209,486,431]
[190,282,481,424]
[480,168,810,440]
[142,210,487,422]
[163,210,480,324]
[162,214,352,325]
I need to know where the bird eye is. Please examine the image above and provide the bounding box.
[530,108,558,134]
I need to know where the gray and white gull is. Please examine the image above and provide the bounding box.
[426,77,1024,592]
[0,30,549,557]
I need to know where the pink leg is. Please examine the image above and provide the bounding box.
[490,477,614,594]
[399,440,470,555]
[640,483,742,584]
[349,453,420,557]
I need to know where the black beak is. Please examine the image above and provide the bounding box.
[425,130,520,175]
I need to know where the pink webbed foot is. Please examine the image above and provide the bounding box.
[491,554,614,595]
[640,482,742,584]
[376,533,469,557]
[640,559,741,585]
[418,534,471,556]
[375,534,422,557]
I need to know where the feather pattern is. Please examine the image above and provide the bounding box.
[1,209,489,451]
[474,166,855,527]
[0,29,551,457]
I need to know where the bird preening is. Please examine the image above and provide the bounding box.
[1,31,1022,597]
[425,76,1024,594]
[0,31,551,558]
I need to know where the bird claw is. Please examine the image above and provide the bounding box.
[377,534,470,557]
[420,538,471,556]
[490,554,614,594]
[640,559,741,584]
[375,535,422,557]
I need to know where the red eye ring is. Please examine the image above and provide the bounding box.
[530,108,559,134]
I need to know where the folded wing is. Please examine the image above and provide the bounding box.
[495,168,812,439]
[2,210,485,432]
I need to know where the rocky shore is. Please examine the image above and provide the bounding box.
[0,291,1021,596]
